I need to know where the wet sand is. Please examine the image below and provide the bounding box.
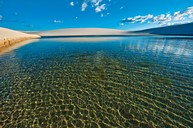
[0,39,39,55]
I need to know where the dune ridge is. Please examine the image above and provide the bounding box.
[0,27,40,51]
[38,28,131,37]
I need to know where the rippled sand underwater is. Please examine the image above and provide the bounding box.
[0,37,193,128]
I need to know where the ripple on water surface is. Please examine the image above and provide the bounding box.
[0,37,193,128]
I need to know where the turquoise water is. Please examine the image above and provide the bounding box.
[0,37,193,128]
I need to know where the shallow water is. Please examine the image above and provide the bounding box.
[0,37,193,128]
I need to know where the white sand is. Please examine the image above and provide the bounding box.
[0,27,40,52]
[38,28,131,36]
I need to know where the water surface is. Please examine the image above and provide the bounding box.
[0,37,193,128]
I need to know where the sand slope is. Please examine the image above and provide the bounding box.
[38,28,130,37]
[0,27,40,51]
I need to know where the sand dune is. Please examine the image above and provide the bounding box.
[0,27,40,52]
[38,28,132,37]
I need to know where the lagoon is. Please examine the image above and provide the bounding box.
[0,37,193,127]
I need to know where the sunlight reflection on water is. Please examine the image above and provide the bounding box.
[0,37,193,128]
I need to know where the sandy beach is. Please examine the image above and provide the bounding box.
[0,27,40,52]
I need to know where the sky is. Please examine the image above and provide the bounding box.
[0,0,193,31]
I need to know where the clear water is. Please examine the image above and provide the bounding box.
[0,37,193,128]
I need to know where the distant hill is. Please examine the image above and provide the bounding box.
[134,22,193,36]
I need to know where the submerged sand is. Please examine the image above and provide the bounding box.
[0,27,40,52]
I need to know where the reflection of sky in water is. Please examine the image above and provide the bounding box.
[121,37,193,57]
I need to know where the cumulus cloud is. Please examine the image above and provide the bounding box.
[122,14,153,24]
[53,20,63,23]
[121,6,193,26]
[81,2,88,11]
[81,0,108,13]
[95,4,106,13]
[173,6,193,22]
[70,2,74,6]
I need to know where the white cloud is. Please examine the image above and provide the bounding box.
[81,2,88,11]
[120,23,124,26]
[81,0,108,13]
[93,0,102,6]
[70,2,74,6]
[121,6,193,26]
[174,11,180,16]
[122,14,153,24]
[189,14,193,19]
[120,6,124,10]
[53,20,63,23]
[152,13,172,25]
[95,4,106,13]
[173,7,193,22]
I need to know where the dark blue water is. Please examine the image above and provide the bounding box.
[0,37,193,128]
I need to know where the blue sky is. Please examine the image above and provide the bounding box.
[0,0,193,31]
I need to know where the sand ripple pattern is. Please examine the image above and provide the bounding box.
[0,38,193,128]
